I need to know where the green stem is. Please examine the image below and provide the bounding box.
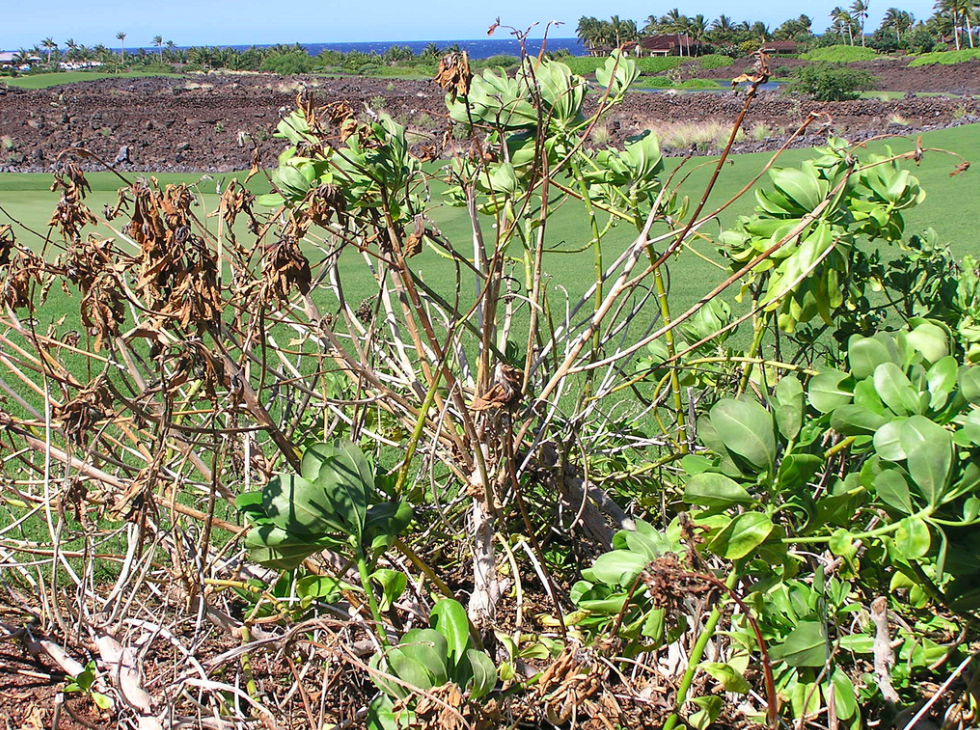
[782,507,935,544]
[357,553,389,648]
[663,570,740,730]
[646,246,689,452]
[738,304,767,395]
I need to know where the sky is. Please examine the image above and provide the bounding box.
[2,0,939,50]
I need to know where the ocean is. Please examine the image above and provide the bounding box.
[223,38,588,59]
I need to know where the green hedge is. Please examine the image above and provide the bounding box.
[801,45,877,63]
[909,48,980,67]
[697,54,734,70]
[678,78,723,88]
[564,55,687,76]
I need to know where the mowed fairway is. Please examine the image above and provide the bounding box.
[1,124,977,335]
[0,71,181,89]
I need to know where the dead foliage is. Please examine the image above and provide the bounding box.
[731,49,771,89]
[434,52,473,100]
[262,236,312,304]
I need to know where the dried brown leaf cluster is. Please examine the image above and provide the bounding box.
[434,52,473,100]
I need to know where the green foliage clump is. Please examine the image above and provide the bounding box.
[259,51,317,75]
[564,55,686,76]
[633,75,675,88]
[697,53,734,70]
[793,62,876,100]
[476,54,520,71]
[802,44,877,62]
[909,48,980,67]
[677,78,723,89]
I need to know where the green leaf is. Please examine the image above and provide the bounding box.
[706,512,773,560]
[873,363,920,416]
[296,575,346,601]
[397,628,449,687]
[875,469,915,514]
[243,524,330,570]
[430,599,471,670]
[92,693,114,710]
[771,166,823,210]
[366,695,399,730]
[709,399,776,471]
[893,517,931,560]
[808,370,853,413]
[874,419,908,461]
[902,419,953,506]
[775,376,804,440]
[848,334,899,380]
[589,550,649,586]
[463,648,497,699]
[388,646,437,691]
[926,357,958,410]
[688,695,723,730]
[960,366,980,404]
[701,662,750,693]
[262,474,347,540]
[371,569,407,613]
[906,322,949,364]
[683,473,754,509]
[831,405,888,436]
[829,529,853,557]
[769,621,828,667]
[777,454,824,490]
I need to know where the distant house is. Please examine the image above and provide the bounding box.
[762,40,799,55]
[587,45,615,57]
[639,35,703,57]
[0,51,42,69]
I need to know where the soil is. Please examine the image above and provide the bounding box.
[0,67,978,173]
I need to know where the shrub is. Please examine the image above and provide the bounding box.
[565,55,686,76]
[260,51,316,75]
[802,44,877,63]
[477,54,520,71]
[697,54,734,70]
[908,48,980,67]
[633,75,675,88]
[793,62,876,100]
[677,78,722,89]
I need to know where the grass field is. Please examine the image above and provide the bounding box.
[0,70,181,89]
[0,124,976,372]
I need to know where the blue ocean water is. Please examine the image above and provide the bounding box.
[223,38,587,59]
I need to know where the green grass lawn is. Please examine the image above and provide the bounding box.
[2,123,977,320]
[0,70,181,89]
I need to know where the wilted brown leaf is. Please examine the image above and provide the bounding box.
[950,161,971,177]
[56,378,113,446]
[471,364,524,411]
[262,237,311,305]
[434,52,472,100]
[731,49,771,89]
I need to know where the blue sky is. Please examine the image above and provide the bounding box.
[3,0,937,50]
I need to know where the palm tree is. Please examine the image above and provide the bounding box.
[852,0,870,44]
[831,6,857,43]
[64,38,78,62]
[153,35,164,60]
[750,21,773,42]
[577,16,602,50]
[642,15,661,35]
[116,31,127,60]
[711,14,736,41]
[881,7,915,41]
[12,48,32,67]
[41,37,57,64]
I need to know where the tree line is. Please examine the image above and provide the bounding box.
[578,1,980,56]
